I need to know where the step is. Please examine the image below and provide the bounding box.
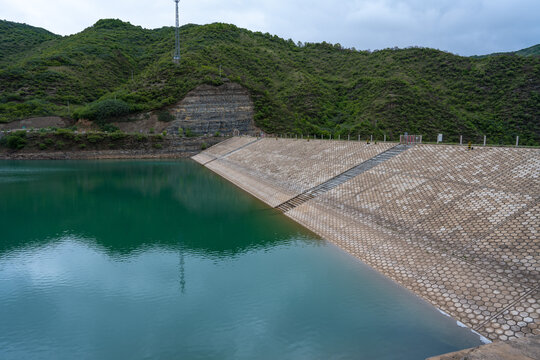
[275,144,410,212]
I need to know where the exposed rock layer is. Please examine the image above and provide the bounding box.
[0,84,256,136]
[166,83,257,136]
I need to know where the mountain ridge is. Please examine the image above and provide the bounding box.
[473,44,540,58]
[1,19,539,145]
[0,20,60,64]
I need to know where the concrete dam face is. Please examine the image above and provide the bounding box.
[166,83,257,136]
[194,137,540,343]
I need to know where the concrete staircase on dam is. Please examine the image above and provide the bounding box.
[276,144,411,212]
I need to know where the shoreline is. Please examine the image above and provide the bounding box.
[0,134,226,160]
[0,148,200,160]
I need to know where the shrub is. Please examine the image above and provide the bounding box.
[201,142,208,150]
[149,127,155,134]
[55,141,65,149]
[87,134,104,143]
[79,143,87,149]
[162,130,167,136]
[185,128,196,137]
[136,134,146,141]
[38,143,47,150]
[153,143,163,149]
[157,110,175,122]
[75,99,131,123]
[6,133,27,149]
[55,128,74,139]
[12,130,27,137]
[101,123,120,133]
[214,131,221,137]
[108,131,126,141]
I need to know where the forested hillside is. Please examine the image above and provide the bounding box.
[515,44,540,57]
[1,19,539,145]
[0,20,60,64]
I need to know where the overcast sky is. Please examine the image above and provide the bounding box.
[1,0,539,56]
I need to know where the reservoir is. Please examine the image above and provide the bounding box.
[0,160,482,359]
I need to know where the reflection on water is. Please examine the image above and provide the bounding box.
[0,160,301,257]
[0,160,482,359]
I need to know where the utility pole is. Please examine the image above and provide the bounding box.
[173,0,181,63]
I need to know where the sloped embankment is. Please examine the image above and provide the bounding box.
[194,137,540,342]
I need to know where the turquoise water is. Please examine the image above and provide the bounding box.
[0,160,482,359]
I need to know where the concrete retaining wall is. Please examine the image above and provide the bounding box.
[194,137,540,342]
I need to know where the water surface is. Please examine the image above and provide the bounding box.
[0,160,482,359]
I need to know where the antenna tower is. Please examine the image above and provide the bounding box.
[173,0,181,63]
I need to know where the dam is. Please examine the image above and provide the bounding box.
[194,136,540,342]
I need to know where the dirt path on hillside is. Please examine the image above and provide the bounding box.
[0,117,72,130]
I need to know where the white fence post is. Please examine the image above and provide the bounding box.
[384,134,386,142]
[460,135,463,145]
[484,135,486,146]
[516,136,519,147]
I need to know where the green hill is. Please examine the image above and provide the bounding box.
[515,44,540,57]
[0,19,539,145]
[0,20,60,64]
[475,44,540,58]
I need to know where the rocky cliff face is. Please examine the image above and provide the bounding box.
[166,82,257,136]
